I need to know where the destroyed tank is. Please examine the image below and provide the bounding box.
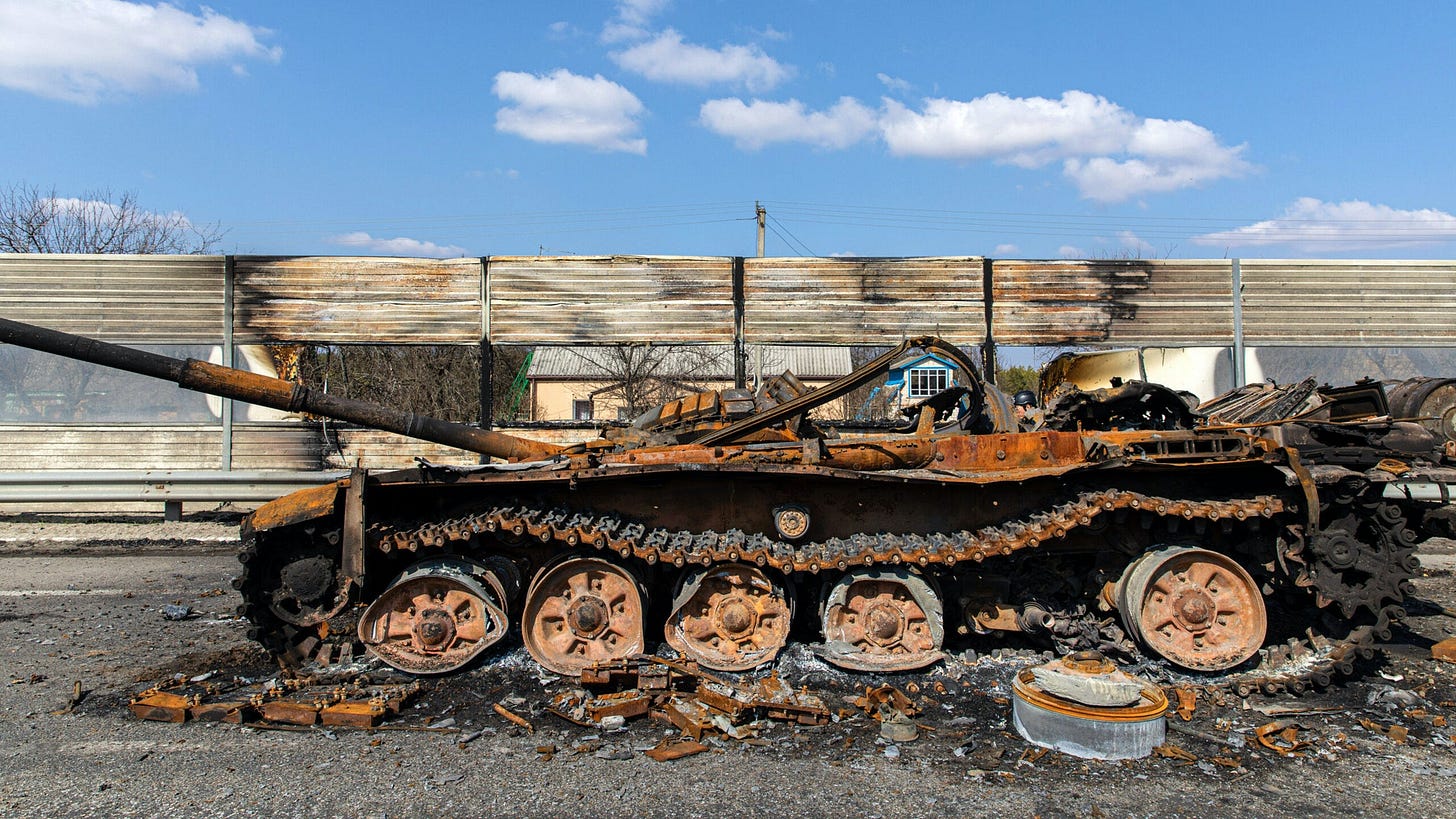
[4,316,1453,695]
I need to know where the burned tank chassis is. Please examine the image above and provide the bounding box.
[0,317,1427,694]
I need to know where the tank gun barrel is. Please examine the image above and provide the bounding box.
[0,316,564,462]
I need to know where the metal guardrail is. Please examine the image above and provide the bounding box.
[0,470,347,519]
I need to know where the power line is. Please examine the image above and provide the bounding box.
[766,214,816,256]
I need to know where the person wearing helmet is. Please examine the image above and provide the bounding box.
[1012,389,1043,430]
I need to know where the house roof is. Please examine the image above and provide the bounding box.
[889,351,958,371]
[526,345,853,380]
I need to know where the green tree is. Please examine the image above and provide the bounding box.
[995,364,1040,396]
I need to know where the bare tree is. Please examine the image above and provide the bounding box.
[297,346,482,424]
[569,345,730,420]
[0,183,223,254]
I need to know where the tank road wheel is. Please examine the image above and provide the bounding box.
[664,563,792,671]
[522,557,646,675]
[357,558,512,675]
[1113,546,1267,672]
[268,554,351,627]
[820,568,945,671]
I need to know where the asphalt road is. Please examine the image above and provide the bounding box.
[2,538,1456,818]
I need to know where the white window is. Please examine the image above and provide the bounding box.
[906,367,950,399]
[572,399,593,420]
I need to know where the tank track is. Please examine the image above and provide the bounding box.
[237,488,1417,697]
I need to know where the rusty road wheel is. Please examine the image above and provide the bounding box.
[1114,545,1267,671]
[522,556,646,675]
[664,563,792,671]
[820,567,944,671]
[357,558,510,675]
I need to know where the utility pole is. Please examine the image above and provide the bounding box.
[755,201,766,257]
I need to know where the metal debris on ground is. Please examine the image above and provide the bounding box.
[645,738,710,762]
[546,655,829,745]
[1359,718,1410,744]
[160,605,196,621]
[493,702,535,732]
[1151,744,1198,763]
[1433,637,1456,664]
[1012,652,1168,761]
[1173,687,1198,721]
[847,685,923,742]
[1253,720,1312,755]
[129,671,421,728]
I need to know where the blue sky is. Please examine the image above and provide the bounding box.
[2,0,1454,260]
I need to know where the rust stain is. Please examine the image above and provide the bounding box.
[247,481,340,531]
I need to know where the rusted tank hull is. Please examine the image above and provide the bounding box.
[237,433,1409,689]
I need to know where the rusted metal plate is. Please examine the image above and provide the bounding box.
[991,259,1234,346]
[0,254,225,343]
[129,691,192,722]
[320,701,386,728]
[189,701,247,723]
[248,480,340,531]
[233,256,482,343]
[488,255,735,344]
[742,256,985,344]
[258,700,320,725]
[586,691,653,721]
[1241,260,1456,346]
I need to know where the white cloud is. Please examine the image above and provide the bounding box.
[0,0,280,104]
[1063,118,1251,203]
[330,231,466,258]
[993,243,1019,255]
[699,97,878,150]
[881,91,1133,166]
[617,0,670,26]
[1192,198,1456,251]
[1117,231,1154,254]
[493,69,647,154]
[756,26,789,42]
[1058,245,1086,258]
[876,73,913,94]
[602,0,670,43]
[611,29,790,91]
[703,89,1249,201]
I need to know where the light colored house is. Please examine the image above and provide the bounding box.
[526,345,855,421]
[850,346,966,416]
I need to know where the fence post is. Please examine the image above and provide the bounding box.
[980,258,998,383]
[1231,258,1246,386]
[221,255,235,471]
[732,256,747,389]
[480,257,493,430]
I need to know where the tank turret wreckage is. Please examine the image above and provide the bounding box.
[3,315,1453,694]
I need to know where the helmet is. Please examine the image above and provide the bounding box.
[1013,390,1037,408]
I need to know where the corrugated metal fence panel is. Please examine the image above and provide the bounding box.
[0,424,221,470]
[232,256,482,343]
[322,429,479,470]
[742,257,985,344]
[991,260,1234,345]
[0,253,225,342]
[231,423,324,471]
[1241,260,1456,346]
[488,256,735,344]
